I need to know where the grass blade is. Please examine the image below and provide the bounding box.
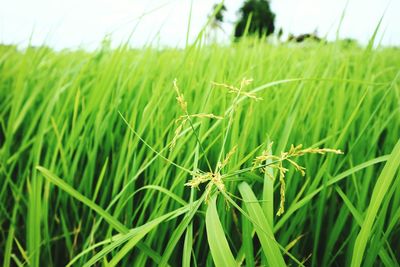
[206,195,237,267]
[36,166,128,234]
[239,182,286,267]
[351,140,400,267]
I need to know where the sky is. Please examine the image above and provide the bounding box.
[0,0,399,50]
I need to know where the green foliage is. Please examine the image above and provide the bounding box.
[206,195,237,267]
[211,4,226,23]
[235,0,276,38]
[0,39,399,266]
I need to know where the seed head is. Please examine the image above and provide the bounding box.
[217,145,238,171]
[253,143,344,216]
[173,79,188,113]
[211,78,262,101]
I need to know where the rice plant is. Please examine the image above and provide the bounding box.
[0,39,399,266]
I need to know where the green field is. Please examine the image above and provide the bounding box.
[1,39,399,266]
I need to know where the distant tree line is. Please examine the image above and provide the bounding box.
[210,0,342,43]
[234,0,275,38]
[211,0,275,39]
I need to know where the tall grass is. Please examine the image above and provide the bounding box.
[0,39,399,266]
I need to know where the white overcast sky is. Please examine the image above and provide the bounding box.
[0,0,399,50]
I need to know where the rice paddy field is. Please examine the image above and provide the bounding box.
[0,38,399,266]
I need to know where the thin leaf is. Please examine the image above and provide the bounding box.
[205,195,237,267]
[351,140,400,267]
[239,182,286,267]
[36,166,128,234]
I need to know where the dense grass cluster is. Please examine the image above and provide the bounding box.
[0,39,399,266]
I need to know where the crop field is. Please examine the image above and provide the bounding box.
[0,39,399,266]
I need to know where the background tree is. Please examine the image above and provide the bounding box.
[234,0,275,39]
[207,3,227,43]
[209,4,227,30]
[213,3,226,23]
